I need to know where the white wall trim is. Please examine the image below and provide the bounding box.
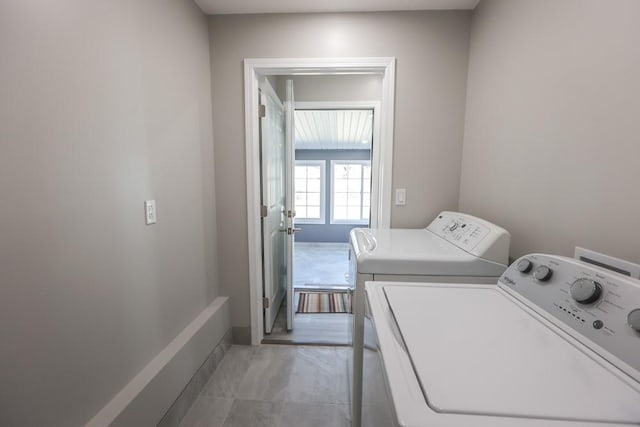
[86,297,230,427]
[243,57,396,345]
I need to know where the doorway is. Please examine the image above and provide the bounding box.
[267,106,375,344]
[244,58,396,345]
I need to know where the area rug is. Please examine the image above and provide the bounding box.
[296,291,353,314]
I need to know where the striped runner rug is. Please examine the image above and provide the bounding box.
[296,291,353,314]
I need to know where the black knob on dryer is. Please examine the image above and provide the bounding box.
[569,278,602,304]
[516,259,533,273]
[533,265,553,282]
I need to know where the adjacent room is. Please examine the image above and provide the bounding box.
[1,0,639,426]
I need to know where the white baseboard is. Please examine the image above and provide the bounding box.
[87,297,230,427]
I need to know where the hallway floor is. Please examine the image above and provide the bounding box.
[294,242,351,290]
[263,300,352,346]
[179,345,351,427]
[259,242,353,345]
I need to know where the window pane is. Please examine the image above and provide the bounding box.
[334,206,347,220]
[307,178,321,192]
[334,179,348,192]
[334,165,348,179]
[347,179,361,192]
[307,193,320,206]
[347,164,361,178]
[347,207,361,219]
[294,162,325,221]
[307,206,320,219]
[331,162,372,222]
[307,166,321,178]
[334,192,347,206]
[295,179,306,192]
[363,166,371,179]
[295,166,307,179]
[347,193,360,205]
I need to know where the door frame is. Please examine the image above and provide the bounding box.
[243,57,396,345]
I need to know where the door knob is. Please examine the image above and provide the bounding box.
[280,227,302,234]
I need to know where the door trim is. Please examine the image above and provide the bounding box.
[244,57,396,345]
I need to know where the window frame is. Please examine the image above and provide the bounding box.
[293,160,326,225]
[330,160,371,225]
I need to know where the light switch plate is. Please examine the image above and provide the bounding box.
[144,200,157,225]
[395,188,406,206]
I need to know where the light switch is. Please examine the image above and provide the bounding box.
[145,200,157,225]
[395,188,406,206]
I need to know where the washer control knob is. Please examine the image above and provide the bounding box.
[570,278,602,304]
[533,265,553,282]
[628,309,640,332]
[516,259,533,273]
[449,221,459,231]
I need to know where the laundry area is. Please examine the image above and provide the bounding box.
[2,1,640,427]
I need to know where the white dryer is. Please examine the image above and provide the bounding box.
[349,211,511,427]
[364,254,640,426]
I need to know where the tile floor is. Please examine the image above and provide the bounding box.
[264,304,352,346]
[179,345,351,427]
[260,242,354,345]
[294,242,351,290]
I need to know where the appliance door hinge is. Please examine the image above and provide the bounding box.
[260,205,268,218]
[258,104,266,118]
[262,297,270,309]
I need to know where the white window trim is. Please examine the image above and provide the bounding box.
[330,160,371,225]
[294,160,326,225]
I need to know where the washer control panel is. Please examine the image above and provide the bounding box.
[428,213,490,250]
[426,212,510,265]
[499,254,640,377]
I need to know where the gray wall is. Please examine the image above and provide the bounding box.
[209,11,472,331]
[459,0,640,263]
[295,149,371,243]
[289,74,383,102]
[0,1,217,426]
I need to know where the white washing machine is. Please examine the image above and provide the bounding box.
[349,211,511,427]
[363,254,640,427]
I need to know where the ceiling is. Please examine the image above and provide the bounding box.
[295,110,373,150]
[195,0,480,15]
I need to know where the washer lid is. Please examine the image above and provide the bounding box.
[383,285,640,424]
[350,228,506,276]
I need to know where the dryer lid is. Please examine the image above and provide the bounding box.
[383,284,640,424]
[350,228,506,276]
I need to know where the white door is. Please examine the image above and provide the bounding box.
[284,79,296,331]
[260,78,287,334]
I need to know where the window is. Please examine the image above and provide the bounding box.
[294,161,325,224]
[331,161,371,224]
